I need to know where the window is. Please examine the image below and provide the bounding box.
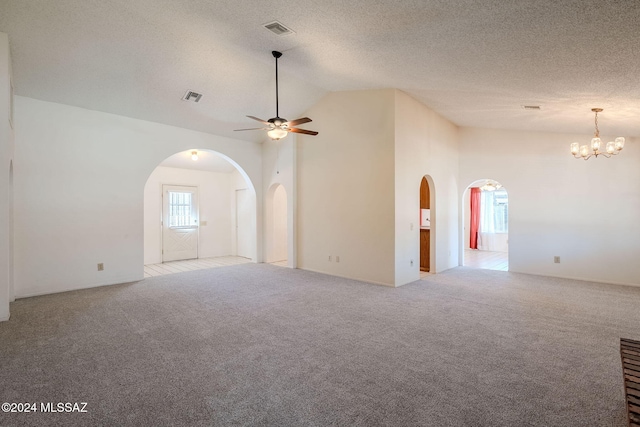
[168,191,194,227]
[480,189,508,233]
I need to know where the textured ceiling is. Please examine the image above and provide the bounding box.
[1,0,639,142]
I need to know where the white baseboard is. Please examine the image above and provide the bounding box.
[507,269,640,288]
[298,267,395,287]
[16,274,144,299]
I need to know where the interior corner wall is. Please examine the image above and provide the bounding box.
[0,33,14,320]
[13,96,262,298]
[297,89,396,286]
[394,90,460,286]
[263,134,296,267]
[459,127,640,287]
[270,185,288,262]
[143,166,233,265]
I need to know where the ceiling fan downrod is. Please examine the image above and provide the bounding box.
[273,51,282,119]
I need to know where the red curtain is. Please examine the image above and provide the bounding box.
[470,187,481,249]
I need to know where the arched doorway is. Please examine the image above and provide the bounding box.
[419,176,435,275]
[265,184,288,266]
[142,149,257,276]
[462,179,509,271]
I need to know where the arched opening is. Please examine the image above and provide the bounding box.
[462,179,509,271]
[419,175,435,275]
[265,183,288,266]
[142,149,257,277]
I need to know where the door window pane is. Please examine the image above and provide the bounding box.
[168,191,193,227]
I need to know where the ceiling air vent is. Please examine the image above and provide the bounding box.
[263,21,295,36]
[522,105,541,110]
[182,91,202,102]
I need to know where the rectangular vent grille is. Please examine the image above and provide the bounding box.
[264,21,295,36]
[182,91,202,102]
[522,105,541,110]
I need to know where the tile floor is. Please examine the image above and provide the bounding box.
[270,260,288,267]
[419,270,431,279]
[463,249,508,271]
[145,252,506,281]
[144,256,252,278]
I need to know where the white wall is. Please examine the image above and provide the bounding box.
[269,184,288,262]
[230,169,256,259]
[394,90,460,285]
[14,97,262,298]
[143,166,234,265]
[459,127,640,286]
[263,134,296,266]
[463,188,471,250]
[0,33,14,320]
[297,89,396,286]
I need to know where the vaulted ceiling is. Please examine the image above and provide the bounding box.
[2,0,639,143]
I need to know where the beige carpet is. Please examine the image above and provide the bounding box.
[1,264,639,426]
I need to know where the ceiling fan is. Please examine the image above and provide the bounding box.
[235,51,318,140]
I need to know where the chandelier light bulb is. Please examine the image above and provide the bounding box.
[580,145,589,158]
[191,151,198,161]
[571,142,580,156]
[606,141,615,154]
[615,137,625,150]
[590,137,601,152]
[570,142,580,155]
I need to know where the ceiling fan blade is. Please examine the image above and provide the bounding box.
[289,128,318,136]
[246,115,270,125]
[286,117,312,127]
[234,127,269,131]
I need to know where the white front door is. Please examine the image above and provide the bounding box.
[162,185,198,262]
[236,188,251,259]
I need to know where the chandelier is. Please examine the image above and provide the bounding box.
[480,180,502,191]
[570,108,625,160]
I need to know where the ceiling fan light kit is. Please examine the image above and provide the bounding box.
[235,51,318,141]
[570,108,624,160]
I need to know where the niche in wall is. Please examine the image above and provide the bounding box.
[265,183,288,263]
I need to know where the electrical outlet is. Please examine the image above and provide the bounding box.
[97,263,104,271]
[336,256,340,263]
[554,256,560,264]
